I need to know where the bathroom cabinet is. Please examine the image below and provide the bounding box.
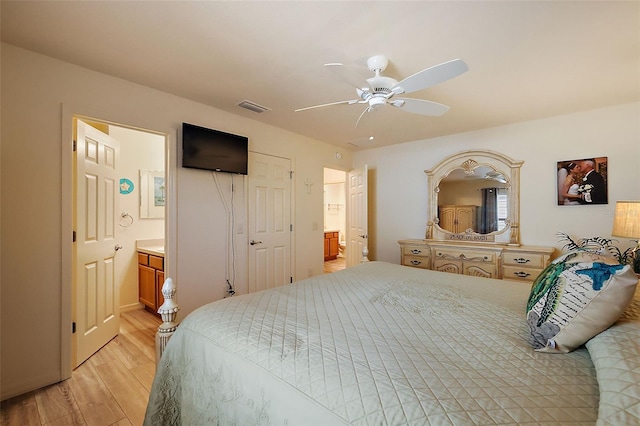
[138,252,165,315]
[324,231,339,261]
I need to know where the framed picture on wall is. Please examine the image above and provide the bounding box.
[557,157,608,206]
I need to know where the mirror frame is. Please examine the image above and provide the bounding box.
[140,169,166,219]
[425,150,523,245]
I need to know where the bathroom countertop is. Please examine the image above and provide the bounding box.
[137,246,164,257]
[137,239,164,257]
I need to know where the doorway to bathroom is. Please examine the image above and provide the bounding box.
[72,117,166,368]
[323,168,347,274]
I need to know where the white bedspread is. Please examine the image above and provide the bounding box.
[145,261,638,425]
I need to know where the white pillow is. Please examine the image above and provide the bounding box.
[526,250,638,353]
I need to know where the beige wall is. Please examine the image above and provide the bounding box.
[353,102,640,262]
[0,43,352,400]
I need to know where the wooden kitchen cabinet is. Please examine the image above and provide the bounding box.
[138,252,165,315]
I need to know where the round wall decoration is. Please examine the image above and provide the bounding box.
[119,178,134,194]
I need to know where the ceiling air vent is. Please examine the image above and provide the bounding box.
[237,100,271,114]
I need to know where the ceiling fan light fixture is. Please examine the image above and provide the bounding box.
[369,96,386,107]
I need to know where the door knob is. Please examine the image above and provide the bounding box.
[250,240,263,245]
[115,244,123,251]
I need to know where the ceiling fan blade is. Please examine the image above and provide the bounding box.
[392,59,468,94]
[391,98,450,116]
[324,62,367,89]
[295,99,360,112]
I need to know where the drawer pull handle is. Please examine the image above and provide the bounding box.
[410,260,422,266]
[514,271,531,278]
[514,257,531,264]
[410,249,422,254]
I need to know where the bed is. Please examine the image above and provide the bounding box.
[144,261,640,425]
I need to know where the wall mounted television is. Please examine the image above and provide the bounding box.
[182,122,248,175]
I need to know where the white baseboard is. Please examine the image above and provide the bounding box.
[120,302,144,313]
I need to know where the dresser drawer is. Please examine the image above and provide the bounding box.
[503,252,546,268]
[403,255,431,269]
[503,265,543,283]
[402,246,429,257]
[434,249,495,263]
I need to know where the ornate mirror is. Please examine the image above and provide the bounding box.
[425,150,523,245]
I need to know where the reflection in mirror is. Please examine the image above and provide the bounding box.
[438,166,509,234]
[140,169,165,219]
[425,150,523,245]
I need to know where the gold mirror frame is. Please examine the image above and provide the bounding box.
[425,150,523,245]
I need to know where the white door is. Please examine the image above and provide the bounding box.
[248,152,292,293]
[346,165,369,267]
[74,120,120,367]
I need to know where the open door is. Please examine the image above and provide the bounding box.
[346,165,369,267]
[74,120,121,367]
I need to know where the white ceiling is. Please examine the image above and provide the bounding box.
[2,1,638,151]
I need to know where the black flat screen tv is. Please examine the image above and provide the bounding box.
[182,122,248,174]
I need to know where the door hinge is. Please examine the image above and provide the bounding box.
[73,140,77,152]
[290,224,293,232]
[289,171,293,179]
[72,322,76,334]
[290,277,293,284]
[73,231,76,242]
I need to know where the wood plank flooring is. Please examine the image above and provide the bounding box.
[1,309,161,426]
[324,256,346,274]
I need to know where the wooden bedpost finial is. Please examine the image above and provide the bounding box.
[156,277,179,364]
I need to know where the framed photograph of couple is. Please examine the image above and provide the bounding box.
[557,157,608,206]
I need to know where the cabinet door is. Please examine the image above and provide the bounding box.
[432,258,462,274]
[155,270,165,311]
[456,207,476,232]
[463,262,496,279]
[138,264,156,309]
[439,207,456,232]
[329,234,339,258]
[324,237,330,260]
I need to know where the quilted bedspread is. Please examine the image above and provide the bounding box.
[144,262,640,425]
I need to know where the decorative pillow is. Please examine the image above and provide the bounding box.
[526,250,638,353]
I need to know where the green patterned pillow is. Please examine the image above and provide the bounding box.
[526,250,638,353]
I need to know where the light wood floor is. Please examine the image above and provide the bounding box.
[324,256,346,274]
[1,309,161,426]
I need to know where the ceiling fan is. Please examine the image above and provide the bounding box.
[295,54,468,126]
[484,170,507,184]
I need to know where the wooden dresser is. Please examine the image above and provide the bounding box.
[398,239,554,284]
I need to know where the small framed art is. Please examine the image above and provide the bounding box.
[557,157,608,205]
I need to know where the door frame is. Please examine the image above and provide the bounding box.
[61,104,176,378]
